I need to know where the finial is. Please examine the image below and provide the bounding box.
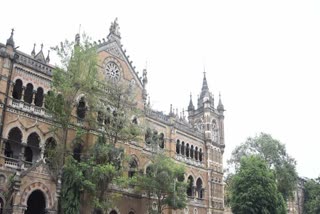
[170,104,173,114]
[31,43,36,57]
[188,92,195,111]
[46,50,50,63]
[217,92,225,113]
[6,28,15,47]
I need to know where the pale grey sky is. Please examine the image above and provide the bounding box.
[1,0,320,178]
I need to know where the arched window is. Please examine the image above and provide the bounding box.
[176,140,180,154]
[199,148,203,162]
[77,97,86,119]
[146,165,153,177]
[24,83,34,104]
[128,158,138,178]
[73,142,83,162]
[6,127,23,159]
[186,143,190,158]
[34,87,44,107]
[12,79,23,99]
[26,132,40,163]
[44,137,57,159]
[187,176,194,197]
[145,128,152,145]
[159,133,164,149]
[181,141,185,156]
[190,145,194,159]
[110,210,118,214]
[196,178,203,199]
[195,147,198,161]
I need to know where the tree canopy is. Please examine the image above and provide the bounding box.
[304,177,320,214]
[228,132,298,200]
[134,153,187,214]
[229,156,286,214]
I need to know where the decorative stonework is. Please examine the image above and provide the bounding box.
[102,56,123,82]
[21,182,52,208]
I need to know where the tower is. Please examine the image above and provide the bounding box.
[188,72,225,212]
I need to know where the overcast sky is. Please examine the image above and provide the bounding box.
[1,0,320,178]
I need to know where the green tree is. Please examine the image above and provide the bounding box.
[304,177,320,214]
[47,34,142,213]
[228,133,297,200]
[135,154,187,214]
[230,156,286,214]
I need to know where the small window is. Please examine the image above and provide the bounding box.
[12,79,23,99]
[76,97,86,119]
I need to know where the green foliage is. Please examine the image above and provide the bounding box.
[228,132,297,200]
[134,154,187,214]
[230,156,286,214]
[304,177,320,214]
[61,135,126,213]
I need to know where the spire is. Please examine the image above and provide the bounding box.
[31,43,36,57]
[46,50,50,63]
[107,18,121,44]
[217,92,225,113]
[6,28,15,48]
[188,93,195,111]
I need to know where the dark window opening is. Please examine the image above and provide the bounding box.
[76,97,86,119]
[145,128,152,144]
[176,140,180,154]
[190,145,194,159]
[128,159,138,178]
[34,87,44,107]
[199,149,203,162]
[25,190,46,214]
[44,137,57,159]
[195,147,198,161]
[159,133,165,149]
[24,83,34,104]
[196,178,203,199]
[110,210,118,214]
[187,176,194,197]
[12,79,23,100]
[24,147,33,162]
[181,142,185,156]
[26,132,40,162]
[132,117,138,124]
[186,144,190,157]
[73,143,82,162]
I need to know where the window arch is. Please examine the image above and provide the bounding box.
[199,148,203,162]
[110,210,118,214]
[195,147,198,161]
[128,158,138,178]
[196,178,204,199]
[5,127,23,159]
[73,141,83,162]
[24,83,34,104]
[26,132,41,163]
[77,97,86,119]
[186,143,190,158]
[187,176,194,197]
[190,145,194,159]
[181,141,185,156]
[159,133,164,149]
[176,140,180,154]
[12,79,23,99]
[34,87,44,107]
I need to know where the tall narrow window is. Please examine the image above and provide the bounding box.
[196,178,203,199]
[159,133,165,149]
[176,140,180,154]
[76,97,86,119]
[128,158,138,178]
[12,79,23,99]
[24,83,34,104]
[186,143,190,157]
[34,87,44,107]
[190,145,194,159]
[187,176,194,197]
[199,148,203,162]
[195,147,198,160]
[181,142,185,156]
[26,132,40,163]
[73,142,82,162]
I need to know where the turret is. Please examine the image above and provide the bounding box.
[217,93,225,114]
[6,29,15,48]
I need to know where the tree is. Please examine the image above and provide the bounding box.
[229,156,286,214]
[304,177,320,214]
[47,34,143,213]
[134,153,187,214]
[228,133,298,200]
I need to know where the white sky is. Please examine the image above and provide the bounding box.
[1,0,320,178]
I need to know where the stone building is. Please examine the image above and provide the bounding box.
[0,19,225,214]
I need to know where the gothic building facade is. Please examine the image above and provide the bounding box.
[0,19,225,214]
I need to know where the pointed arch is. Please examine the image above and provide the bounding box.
[34,87,44,107]
[24,83,34,104]
[12,79,23,100]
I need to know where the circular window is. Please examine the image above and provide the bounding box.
[105,62,120,82]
